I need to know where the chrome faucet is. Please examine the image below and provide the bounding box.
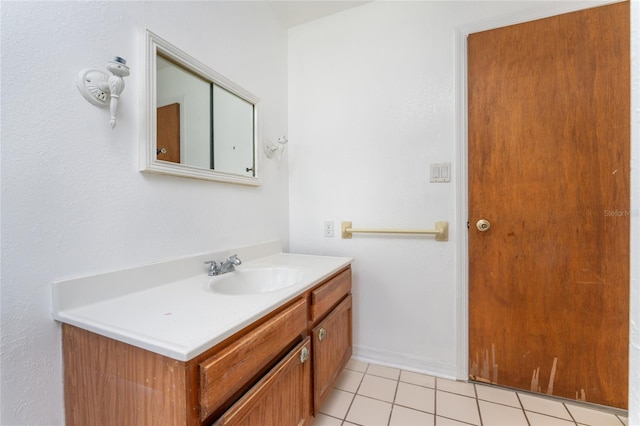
[205,254,242,276]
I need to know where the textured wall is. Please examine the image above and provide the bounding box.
[0,2,288,424]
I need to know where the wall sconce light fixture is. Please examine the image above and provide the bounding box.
[76,57,130,128]
[264,136,288,159]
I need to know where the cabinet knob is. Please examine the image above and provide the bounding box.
[318,328,327,342]
[300,346,309,363]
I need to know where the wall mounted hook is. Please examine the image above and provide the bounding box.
[76,57,130,128]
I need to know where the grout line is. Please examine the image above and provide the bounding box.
[515,392,533,426]
[342,390,357,425]
[437,388,480,398]
[343,365,367,424]
[353,370,366,396]
[319,413,343,422]
[392,402,435,414]
[434,376,440,426]
[563,401,579,424]
[350,389,396,406]
[615,414,627,426]
[476,396,528,411]
[435,415,480,426]
[385,401,393,426]
[523,409,579,425]
[473,383,484,426]
[388,368,401,426]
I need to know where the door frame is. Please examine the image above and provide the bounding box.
[454,0,626,382]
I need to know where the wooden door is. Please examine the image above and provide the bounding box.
[157,103,180,163]
[468,2,629,408]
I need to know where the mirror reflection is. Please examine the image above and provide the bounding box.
[212,85,255,175]
[156,56,209,167]
[156,56,255,175]
[140,29,260,186]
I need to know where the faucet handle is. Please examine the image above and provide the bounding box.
[204,260,218,274]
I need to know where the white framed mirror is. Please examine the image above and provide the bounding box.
[140,29,261,185]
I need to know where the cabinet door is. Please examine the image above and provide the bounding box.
[214,337,312,426]
[312,295,352,413]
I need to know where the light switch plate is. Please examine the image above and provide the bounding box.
[430,163,451,183]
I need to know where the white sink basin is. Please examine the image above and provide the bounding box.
[206,267,304,295]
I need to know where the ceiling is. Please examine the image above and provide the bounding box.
[268,1,371,28]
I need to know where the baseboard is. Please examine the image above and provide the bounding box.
[352,344,457,380]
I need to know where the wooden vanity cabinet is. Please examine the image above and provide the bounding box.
[62,266,352,426]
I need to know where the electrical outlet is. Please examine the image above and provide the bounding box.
[324,221,334,237]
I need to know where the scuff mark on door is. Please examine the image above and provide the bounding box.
[530,357,559,394]
[531,367,540,392]
[546,357,558,395]
[469,344,498,384]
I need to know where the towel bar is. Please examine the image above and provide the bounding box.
[341,221,448,241]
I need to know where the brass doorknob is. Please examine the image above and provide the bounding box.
[476,219,491,232]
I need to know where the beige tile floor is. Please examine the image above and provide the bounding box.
[314,359,629,426]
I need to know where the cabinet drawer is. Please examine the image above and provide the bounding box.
[310,267,351,323]
[214,337,312,426]
[199,297,307,421]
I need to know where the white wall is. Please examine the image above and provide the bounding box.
[0,2,288,424]
[288,1,639,422]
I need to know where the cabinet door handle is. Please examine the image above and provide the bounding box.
[300,346,309,363]
[318,328,327,342]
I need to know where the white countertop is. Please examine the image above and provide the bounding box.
[52,244,351,361]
